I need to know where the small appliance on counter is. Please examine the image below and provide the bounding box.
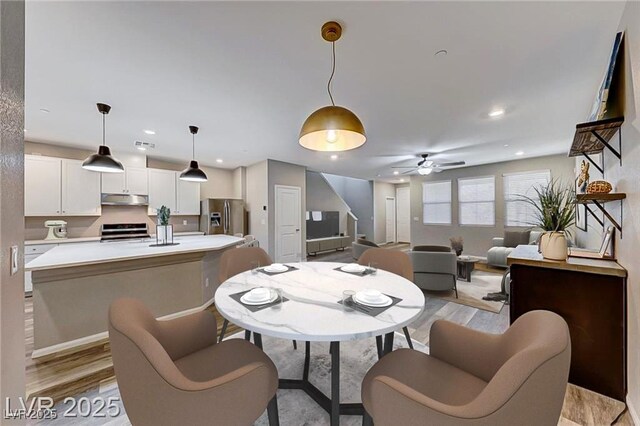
[100,223,151,243]
[44,220,68,240]
[200,199,246,236]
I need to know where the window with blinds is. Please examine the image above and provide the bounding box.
[422,180,452,225]
[458,176,495,226]
[503,170,551,227]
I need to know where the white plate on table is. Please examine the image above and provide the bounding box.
[264,263,289,273]
[341,263,366,273]
[241,288,278,305]
[354,289,393,307]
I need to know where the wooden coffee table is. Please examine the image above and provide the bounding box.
[457,257,479,282]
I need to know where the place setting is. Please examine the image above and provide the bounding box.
[255,262,299,276]
[229,286,288,312]
[334,262,377,277]
[338,288,402,317]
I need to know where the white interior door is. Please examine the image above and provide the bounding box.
[275,185,301,263]
[385,197,396,244]
[396,187,411,243]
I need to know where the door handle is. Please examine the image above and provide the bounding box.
[296,229,300,232]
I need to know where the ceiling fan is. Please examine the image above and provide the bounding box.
[392,154,466,175]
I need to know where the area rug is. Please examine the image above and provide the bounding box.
[424,271,505,313]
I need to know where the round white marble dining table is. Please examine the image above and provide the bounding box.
[215,261,425,425]
[214,261,425,342]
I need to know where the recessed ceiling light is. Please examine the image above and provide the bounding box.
[400,178,405,182]
[504,144,509,147]
[489,109,505,118]
[515,151,524,156]
[216,158,223,163]
[330,154,338,160]
[39,108,50,113]
[23,128,27,132]
[393,171,399,175]
[143,129,156,135]
[434,49,448,57]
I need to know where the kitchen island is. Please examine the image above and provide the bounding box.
[26,234,242,357]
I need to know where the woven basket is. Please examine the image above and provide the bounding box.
[586,180,612,194]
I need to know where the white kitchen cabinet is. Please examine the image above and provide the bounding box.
[126,167,149,195]
[24,243,58,294]
[148,168,177,215]
[25,155,101,217]
[176,176,200,215]
[101,167,148,195]
[61,159,101,215]
[25,155,62,216]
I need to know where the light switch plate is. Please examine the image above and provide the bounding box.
[10,245,19,275]
[182,220,188,225]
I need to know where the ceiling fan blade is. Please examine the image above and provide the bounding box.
[417,159,426,166]
[433,169,444,173]
[435,161,466,167]
[402,169,417,175]
[392,166,418,169]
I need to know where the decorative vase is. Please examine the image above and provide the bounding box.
[156,224,173,245]
[539,232,568,261]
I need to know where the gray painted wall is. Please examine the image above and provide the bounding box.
[268,160,306,259]
[0,0,26,406]
[306,171,350,235]
[323,173,374,240]
[410,154,575,256]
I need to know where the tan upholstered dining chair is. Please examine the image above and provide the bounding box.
[217,247,297,349]
[358,248,416,350]
[362,310,571,426]
[109,298,279,426]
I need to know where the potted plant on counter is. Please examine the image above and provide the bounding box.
[521,179,575,261]
[156,205,174,246]
[450,236,464,256]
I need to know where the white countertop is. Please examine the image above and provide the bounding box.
[26,235,242,271]
[215,262,425,342]
[25,231,205,246]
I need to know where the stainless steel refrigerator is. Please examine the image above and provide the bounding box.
[200,199,245,235]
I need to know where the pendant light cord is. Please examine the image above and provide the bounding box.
[327,41,336,106]
[192,134,195,159]
[102,113,106,146]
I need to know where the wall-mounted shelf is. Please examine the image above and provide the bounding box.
[569,117,624,171]
[576,193,626,236]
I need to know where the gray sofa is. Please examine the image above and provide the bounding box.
[409,246,458,297]
[352,239,379,260]
[487,230,543,268]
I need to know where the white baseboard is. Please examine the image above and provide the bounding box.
[31,297,215,359]
[627,396,639,425]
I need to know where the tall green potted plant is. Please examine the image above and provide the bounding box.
[520,179,575,261]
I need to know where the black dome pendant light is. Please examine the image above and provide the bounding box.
[82,103,124,173]
[179,126,208,182]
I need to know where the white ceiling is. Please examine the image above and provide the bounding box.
[25,1,625,181]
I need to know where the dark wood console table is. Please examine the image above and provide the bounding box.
[508,245,627,401]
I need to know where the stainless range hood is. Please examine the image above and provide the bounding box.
[101,193,149,206]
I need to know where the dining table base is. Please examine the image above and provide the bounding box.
[251,331,395,426]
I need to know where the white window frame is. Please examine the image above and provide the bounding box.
[422,180,452,225]
[503,169,551,227]
[458,175,496,227]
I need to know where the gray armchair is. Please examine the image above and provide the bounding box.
[352,239,379,260]
[409,247,458,297]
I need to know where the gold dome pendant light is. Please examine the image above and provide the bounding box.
[299,21,366,152]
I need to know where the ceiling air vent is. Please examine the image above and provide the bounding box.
[134,141,155,151]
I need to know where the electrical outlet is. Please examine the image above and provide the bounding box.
[182,220,188,226]
[205,278,209,288]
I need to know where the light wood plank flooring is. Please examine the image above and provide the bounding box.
[25,246,633,425]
